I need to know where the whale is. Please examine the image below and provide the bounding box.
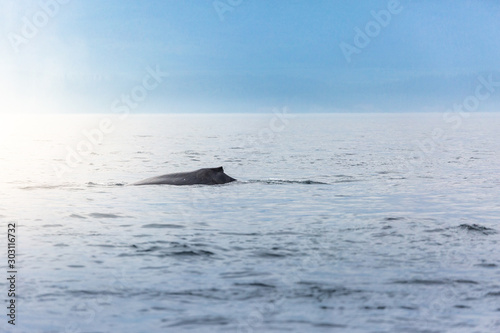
[132,166,236,186]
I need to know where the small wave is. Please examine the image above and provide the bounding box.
[458,224,497,235]
[384,217,405,221]
[20,185,60,190]
[19,184,80,190]
[333,179,362,183]
[130,242,215,257]
[137,246,163,253]
[295,282,363,301]
[156,285,273,303]
[246,179,329,185]
[154,250,215,257]
[167,250,215,256]
[392,279,478,285]
[69,214,87,219]
[234,282,275,288]
[424,228,446,233]
[254,251,289,258]
[90,244,116,248]
[142,223,185,229]
[475,262,497,268]
[454,279,479,284]
[68,290,122,297]
[89,213,122,219]
[87,182,126,187]
[220,270,271,279]
[486,291,500,297]
[363,306,387,310]
[166,316,230,327]
[392,279,446,285]
[219,232,261,236]
[265,231,301,236]
[313,322,347,328]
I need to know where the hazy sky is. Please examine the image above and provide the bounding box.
[1,0,499,113]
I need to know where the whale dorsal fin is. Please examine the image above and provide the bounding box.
[212,166,223,172]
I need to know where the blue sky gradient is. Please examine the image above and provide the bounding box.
[1,0,499,113]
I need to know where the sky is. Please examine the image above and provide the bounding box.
[0,0,499,113]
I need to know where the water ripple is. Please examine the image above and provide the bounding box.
[458,224,497,235]
[166,316,230,327]
[142,223,185,229]
[89,212,122,218]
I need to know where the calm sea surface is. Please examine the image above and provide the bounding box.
[1,113,499,332]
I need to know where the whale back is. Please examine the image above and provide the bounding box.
[133,166,236,185]
[207,167,236,184]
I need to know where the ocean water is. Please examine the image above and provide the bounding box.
[1,112,499,333]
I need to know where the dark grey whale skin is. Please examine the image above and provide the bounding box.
[132,167,236,186]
